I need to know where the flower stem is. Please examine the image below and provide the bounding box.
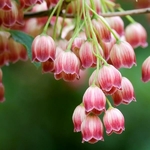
[42,0,63,34]
[53,0,63,40]
[86,4,120,42]
[118,7,135,23]
[106,98,113,108]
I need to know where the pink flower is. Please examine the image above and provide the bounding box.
[32,34,56,62]
[79,41,103,69]
[72,104,86,132]
[103,107,125,135]
[91,18,111,42]
[54,50,80,82]
[125,22,148,48]
[81,114,104,144]
[112,77,136,106]
[83,85,106,115]
[110,41,136,69]
[142,56,150,82]
[0,0,11,10]
[106,16,124,36]
[79,41,96,69]
[98,64,122,94]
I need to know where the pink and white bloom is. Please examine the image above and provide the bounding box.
[79,41,103,69]
[72,104,86,132]
[32,34,56,62]
[83,85,106,115]
[91,18,111,42]
[142,56,150,82]
[112,77,136,106]
[106,16,124,36]
[79,41,96,69]
[110,41,136,69]
[54,50,80,82]
[125,22,148,48]
[98,64,122,94]
[103,107,125,135]
[81,114,104,144]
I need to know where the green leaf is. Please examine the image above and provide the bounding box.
[9,30,41,68]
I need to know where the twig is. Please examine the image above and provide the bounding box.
[24,7,150,19]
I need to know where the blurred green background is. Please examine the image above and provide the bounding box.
[1,1,150,150]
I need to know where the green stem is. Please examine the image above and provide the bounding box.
[43,0,63,34]
[118,7,135,23]
[106,98,113,108]
[90,0,96,12]
[66,22,84,51]
[101,0,108,13]
[53,0,63,40]
[85,2,108,65]
[86,4,120,42]
[82,0,90,39]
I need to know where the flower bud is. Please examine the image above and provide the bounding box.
[103,107,125,135]
[110,41,136,69]
[112,77,136,106]
[83,85,106,115]
[105,16,124,36]
[54,50,80,82]
[91,18,111,42]
[81,114,104,144]
[72,104,86,132]
[32,34,56,62]
[98,64,122,94]
[125,22,148,48]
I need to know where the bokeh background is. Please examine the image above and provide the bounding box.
[1,1,150,150]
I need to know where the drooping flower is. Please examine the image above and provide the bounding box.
[54,50,80,82]
[91,18,111,42]
[79,41,103,69]
[125,22,148,48]
[105,16,124,36]
[81,114,104,144]
[83,85,106,115]
[142,56,150,82]
[112,77,136,106]
[72,104,86,132]
[103,107,125,135]
[32,34,56,62]
[110,41,136,69]
[98,64,122,94]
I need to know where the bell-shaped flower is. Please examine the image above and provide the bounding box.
[79,41,103,69]
[72,104,86,132]
[83,85,106,115]
[110,41,136,69]
[81,114,104,144]
[125,22,148,48]
[112,77,136,106]
[105,16,124,36]
[103,107,125,135]
[91,18,111,42]
[32,34,56,62]
[54,50,80,82]
[98,64,122,94]
[142,56,150,82]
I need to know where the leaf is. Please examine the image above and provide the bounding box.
[9,29,41,68]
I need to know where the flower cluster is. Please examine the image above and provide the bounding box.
[0,0,150,144]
